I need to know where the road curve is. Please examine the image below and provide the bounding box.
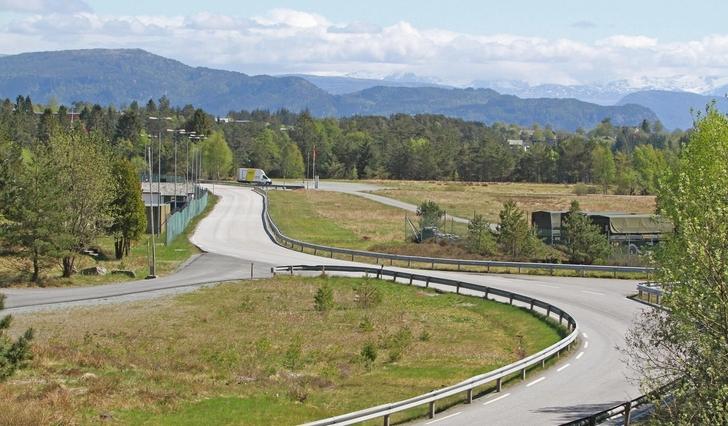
[3,184,643,425]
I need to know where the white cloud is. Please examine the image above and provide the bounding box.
[0,0,91,14]
[0,9,727,89]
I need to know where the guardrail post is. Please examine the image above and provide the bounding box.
[456,283,461,294]
[271,267,276,277]
[509,295,513,305]
[351,253,354,261]
[431,260,435,269]
[623,401,632,425]
[483,289,489,300]
[383,414,391,426]
[409,275,413,285]
[559,312,563,325]
[529,300,534,311]
[425,277,430,288]
[314,248,317,255]
[250,263,254,279]
[546,306,551,318]
[521,368,526,380]
[466,388,473,403]
[428,401,436,418]
[496,377,502,392]
[289,266,293,276]
[550,266,554,276]
[392,272,398,282]
[330,250,333,258]
[390,258,393,266]
[542,359,546,368]
[408,259,411,267]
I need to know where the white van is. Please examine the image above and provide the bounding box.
[237,168,272,185]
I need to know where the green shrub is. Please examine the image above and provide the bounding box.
[360,342,377,369]
[354,281,382,309]
[282,339,302,370]
[0,293,34,381]
[314,283,334,312]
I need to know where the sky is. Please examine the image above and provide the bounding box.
[1,0,727,89]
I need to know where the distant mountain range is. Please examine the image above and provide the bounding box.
[286,74,449,95]
[617,90,728,130]
[0,48,660,130]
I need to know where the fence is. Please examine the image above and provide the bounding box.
[165,190,209,245]
[254,188,654,278]
[272,264,578,426]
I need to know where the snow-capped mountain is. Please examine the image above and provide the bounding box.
[470,76,728,106]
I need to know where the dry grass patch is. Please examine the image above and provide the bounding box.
[5,276,563,425]
[368,180,656,223]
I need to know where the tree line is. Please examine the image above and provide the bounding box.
[0,95,688,193]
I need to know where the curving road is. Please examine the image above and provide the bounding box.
[2,184,643,425]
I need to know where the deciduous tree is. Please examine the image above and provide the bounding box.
[626,109,728,424]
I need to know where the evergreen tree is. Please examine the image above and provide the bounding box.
[497,201,535,258]
[467,214,495,255]
[561,201,611,264]
[0,293,33,381]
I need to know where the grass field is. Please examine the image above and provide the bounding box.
[368,180,657,223]
[2,276,563,425]
[0,194,218,287]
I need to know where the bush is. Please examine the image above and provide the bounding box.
[282,339,302,370]
[574,183,599,196]
[0,293,34,381]
[358,316,374,332]
[354,281,383,309]
[360,342,377,369]
[386,327,413,362]
[418,330,431,342]
[313,283,334,312]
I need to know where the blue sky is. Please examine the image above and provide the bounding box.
[83,0,725,43]
[0,0,727,90]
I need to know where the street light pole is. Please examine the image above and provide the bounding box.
[147,144,156,278]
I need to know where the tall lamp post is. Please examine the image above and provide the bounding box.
[166,128,187,212]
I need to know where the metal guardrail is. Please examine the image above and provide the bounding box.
[254,188,654,278]
[561,381,674,426]
[272,264,578,426]
[202,179,304,190]
[636,282,664,305]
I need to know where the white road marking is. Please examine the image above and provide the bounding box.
[425,412,462,424]
[526,377,546,387]
[483,393,511,406]
[557,363,571,372]
[584,341,589,349]
[582,332,589,338]
[582,290,605,296]
[533,284,560,289]
[576,351,584,360]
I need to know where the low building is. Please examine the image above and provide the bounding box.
[532,210,674,250]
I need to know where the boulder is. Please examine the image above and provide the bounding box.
[80,266,107,276]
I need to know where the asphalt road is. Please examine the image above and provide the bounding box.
[3,184,644,425]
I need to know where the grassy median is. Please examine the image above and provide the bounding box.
[3,275,564,425]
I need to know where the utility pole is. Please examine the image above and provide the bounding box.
[146,144,157,278]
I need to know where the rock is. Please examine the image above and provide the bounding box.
[111,270,136,278]
[99,412,114,421]
[81,372,97,381]
[80,266,107,276]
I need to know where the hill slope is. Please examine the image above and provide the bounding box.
[618,90,728,130]
[0,49,658,130]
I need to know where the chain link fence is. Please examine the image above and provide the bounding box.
[165,190,209,245]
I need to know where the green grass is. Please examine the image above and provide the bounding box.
[0,194,218,287]
[4,275,564,425]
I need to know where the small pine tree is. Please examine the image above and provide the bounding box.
[360,341,377,369]
[561,201,611,264]
[0,293,34,381]
[314,283,334,312]
[497,201,535,258]
[467,214,495,255]
[416,200,444,230]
